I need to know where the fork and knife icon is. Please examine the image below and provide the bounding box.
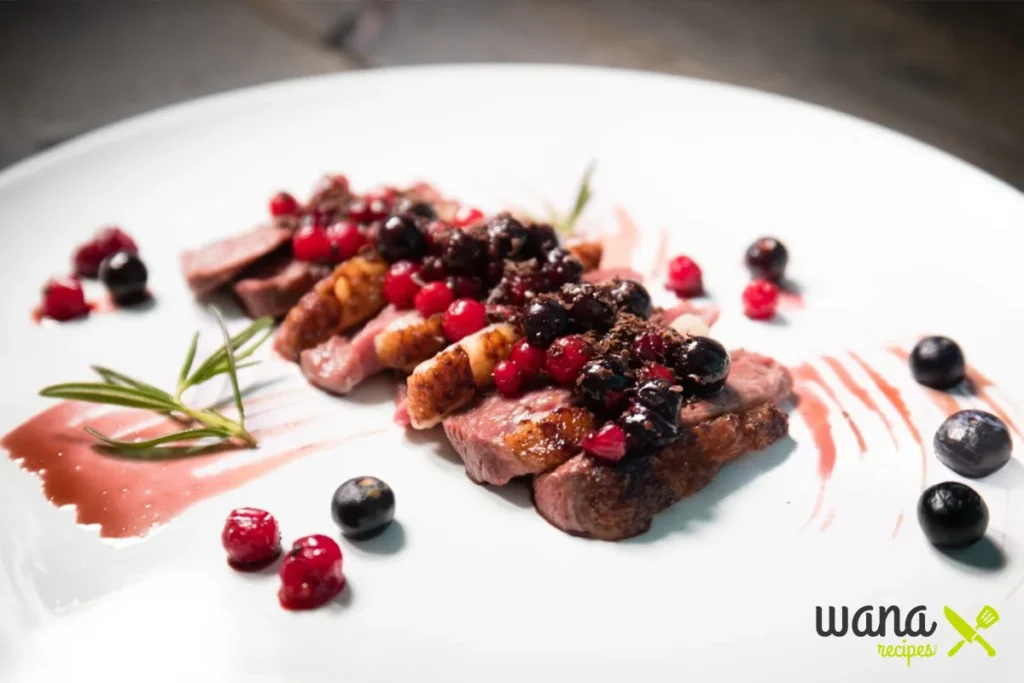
[944,605,999,657]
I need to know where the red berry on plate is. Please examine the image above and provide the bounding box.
[509,338,546,378]
[269,191,300,218]
[493,360,524,397]
[325,221,366,262]
[453,206,484,228]
[448,275,482,300]
[414,281,454,317]
[221,507,282,569]
[73,227,138,278]
[442,298,488,342]
[278,534,345,610]
[545,335,592,385]
[582,423,627,462]
[348,194,390,224]
[641,362,675,383]
[384,260,423,310]
[666,255,703,298]
[743,279,780,320]
[292,224,333,262]
[635,331,668,361]
[41,276,90,321]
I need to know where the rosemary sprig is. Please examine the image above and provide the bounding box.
[550,159,597,236]
[39,308,274,453]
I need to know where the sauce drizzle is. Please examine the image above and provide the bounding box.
[821,355,899,449]
[793,364,867,455]
[793,381,836,526]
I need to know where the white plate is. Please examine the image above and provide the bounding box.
[1,65,1023,682]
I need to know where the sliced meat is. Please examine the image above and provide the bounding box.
[233,259,331,319]
[442,389,594,485]
[298,305,411,395]
[375,312,447,372]
[393,384,411,427]
[679,350,793,425]
[180,226,291,296]
[582,266,643,283]
[533,401,789,540]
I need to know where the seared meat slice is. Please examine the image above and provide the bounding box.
[233,258,330,319]
[375,312,447,372]
[180,226,291,296]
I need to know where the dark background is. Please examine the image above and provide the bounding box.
[2,0,1023,189]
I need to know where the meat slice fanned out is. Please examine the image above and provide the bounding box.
[180,225,292,296]
[233,258,331,319]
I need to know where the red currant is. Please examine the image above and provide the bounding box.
[545,335,592,385]
[742,279,780,320]
[414,281,454,317]
[292,224,333,262]
[278,535,345,610]
[493,360,524,397]
[442,298,488,342]
[453,206,484,228]
[221,507,282,569]
[348,194,390,223]
[325,221,366,262]
[640,362,675,383]
[666,255,703,298]
[41,276,90,322]
[269,191,300,218]
[582,423,627,462]
[635,332,668,361]
[73,227,138,278]
[509,338,545,378]
[383,260,423,310]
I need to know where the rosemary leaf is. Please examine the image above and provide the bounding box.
[40,383,178,411]
[177,331,200,392]
[185,316,273,389]
[210,306,245,425]
[91,366,172,401]
[85,426,229,450]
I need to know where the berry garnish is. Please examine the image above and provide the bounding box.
[326,221,366,262]
[447,275,483,300]
[414,281,455,317]
[909,336,965,389]
[671,336,730,396]
[40,276,90,322]
[640,362,676,383]
[635,331,668,361]
[582,423,627,462]
[609,279,652,318]
[278,535,345,610]
[744,237,788,281]
[348,195,390,224]
[376,214,428,263]
[269,191,300,218]
[292,224,333,263]
[522,299,569,348]
[221,507,282,569]
[545,335,592,385]
[509,338,546,378]
[576,356,632,414]
[493,360,524,397]
[934,410,1011,478]
[442,298,488,342]
[419,256,448,282]
[454,206,485,228]
[442,230,487,275]
[742,279,779,320]
[486,215,530,259]
[383,260,423,310]
[73,227,138,278]
[634,378,684,423]
[393,198,438,220]
[666,255,703,298]
[621,403,679,451]
[331,476,396,540]
[563,282,615,330]
[917,482,988,548]
[99,251,149,306]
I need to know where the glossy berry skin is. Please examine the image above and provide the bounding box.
[414,281,454,317]
[917,481,988,548]
[509,338,546,378]
[576,356,633,414]
[582,423,627,463]
[563,283,615,331]
[376,215,428,263]
[442,298,488,342]
[634,378,684,423]
[910,336,965,389]
[742,279,780,320]
[934,410,1011,478]
[744,237,788,281]
[666,255,703,298]
[348,195,390,224]
[545,335,592,385]
[99,251,149,305]
[635,331,668,361]
[331,476,396,540]
[487,215,530,260]
[640,362,676,383]
[292,224,333,263]
[326,221,366,262]
[442,230,487,275]
[221,507,282,569]
[383,260,423,310]
[521,299,569,348]
[269,191,300,218]
[493,360,524,397]
[393,198,437,220]
[73,227,138,278]
[278,535,345,610]
[672,336,731,396]
[41,276,90,321]
[610,279,652,318]
[621,403,678,451]
[419,256,448,282]
[448,275,483,300]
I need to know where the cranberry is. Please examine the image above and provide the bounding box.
[73,227,138,278]
[745,237,788,282]
[545,335,592,385]
[326,221,366,262]
[384,260,423,310]
[582,423,627,463]
[509,338,546,378]
[278,535,345,611]
[454,206,485,228]
[442,298,488,342]
[41,276,89,321]
[348,195,390,223]
[269,191,300,218]
[414,281,454,317]
[666,255,703,298]
[742,279,780,320]
[292,224,333,263]
[447,275,483,300]
[641,363,676,383]
[493,360,524,397]
[221,507,282,569]
[635,332,668,361]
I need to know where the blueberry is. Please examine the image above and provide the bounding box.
[376,215,428,263]
[442,230,487,275]
[910,336,965,389]
[620,403,679,451]
[744,237,788,281]
[576,357,633,414]
[609,279,652,318]
[635,379,684,423]
[331,476,396,540]
[99,251,148,305]
[562,282,614,330]
[487,215,531,261]
[542,248,584,286]
[526,223,558,256]
[521,299,568,348]
[672,336,730,396]
[934,410,1011,478]
[917,481,988,548]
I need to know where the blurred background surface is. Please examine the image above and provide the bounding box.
[2,0,1023,189]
